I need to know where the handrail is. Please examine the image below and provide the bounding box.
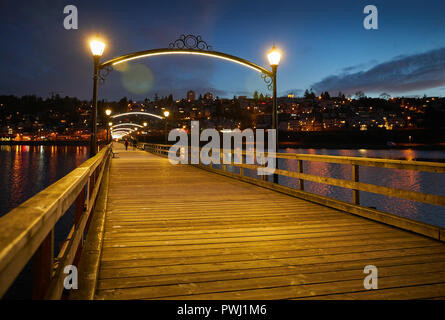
[141,143,445,240]
[0,144,112,299]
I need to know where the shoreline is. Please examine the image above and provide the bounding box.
[278,141,445,150]
[0,140,90,146]
[2,140,445,151]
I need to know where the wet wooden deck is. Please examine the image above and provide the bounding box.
[87,143,445,299]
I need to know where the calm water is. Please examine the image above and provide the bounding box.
[0,145,89,217]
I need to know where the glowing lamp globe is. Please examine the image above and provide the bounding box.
[267,46,281,66]
[90,40,106,57]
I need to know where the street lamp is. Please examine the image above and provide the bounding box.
[108,121,113,142]
[163,111,170,144]
[89,38,106,157]
[267,45,281,183]
[105,108,112,143]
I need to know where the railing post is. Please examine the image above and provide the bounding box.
[73,184,86,266]
[297,159,304,190]
[32,229,54,299]
[259,153,267,181]
[239,151,244,176]
[352,164,360,205]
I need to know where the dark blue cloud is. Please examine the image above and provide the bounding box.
[312,47,445,95]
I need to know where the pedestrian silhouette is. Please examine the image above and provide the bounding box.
[125,140,129,150]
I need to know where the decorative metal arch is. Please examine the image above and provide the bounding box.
[98,35,273,89]
[111,123,143,129]
[111,111,165,120]
[111,129,133,133]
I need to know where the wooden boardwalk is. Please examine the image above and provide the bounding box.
[89,143,445,299]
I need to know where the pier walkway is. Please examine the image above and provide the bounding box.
[79,143,445,299]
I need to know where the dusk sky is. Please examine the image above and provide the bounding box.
[2,0,445,101]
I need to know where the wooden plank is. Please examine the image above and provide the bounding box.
[196,164,443,240]
[96,270,445,300]
[99,240,438,269]
[85,143,445,300]
[98,254,445,290]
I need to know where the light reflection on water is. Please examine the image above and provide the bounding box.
[0,145,89,217]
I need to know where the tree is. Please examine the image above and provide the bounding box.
[253,91,259,100]
[355,91,365,99]
[322,91,330,100]
[304,89,316,100]
[167,94,173,106]
[379,93,390,100]
[337,91,346,99]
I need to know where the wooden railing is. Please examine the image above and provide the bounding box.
[0,144,112,299]
[141,142,445,241]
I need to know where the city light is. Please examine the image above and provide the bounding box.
[105,109,112,116]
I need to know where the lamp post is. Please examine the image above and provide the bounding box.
[89,39,106,157]
[143,122,148,142]
[105,108,112,144]
[267,45,281,183]
[108,121,113,142]
[163,110,170,144]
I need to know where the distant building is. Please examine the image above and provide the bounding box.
[187,90,195,102]
[204,92,213,100]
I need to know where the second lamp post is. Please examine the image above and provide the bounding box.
[267,45,281,183]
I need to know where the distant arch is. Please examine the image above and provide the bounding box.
[111,112,164,120]
[111,123,143,129]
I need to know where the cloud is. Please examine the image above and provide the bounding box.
[312,47,445,95]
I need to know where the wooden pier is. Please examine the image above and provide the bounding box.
[1,142,445,299]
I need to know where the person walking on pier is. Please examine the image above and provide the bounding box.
[124,140,129,150]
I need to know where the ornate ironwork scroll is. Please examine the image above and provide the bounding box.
[99,66,113,84]
[261,73,273,91]
[169,34,212,50]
